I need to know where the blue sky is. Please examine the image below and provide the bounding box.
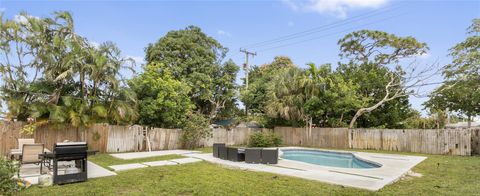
[1,0,479,114]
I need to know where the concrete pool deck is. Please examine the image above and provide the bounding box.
[110,150,200,160]
[187,147,426,191]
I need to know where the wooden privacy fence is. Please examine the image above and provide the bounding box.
[0,121,266,155]
[274,127,478,156]
[1,121,478,156]
[274,127,349,149]
[472,129,480,155]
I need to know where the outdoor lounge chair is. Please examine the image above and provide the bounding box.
[245,148,262,163]
[18,144,45,177]
[18,138,35,149]
[227,147,245,162]
[261,148,278,164]
[218,145,228,160]
[213,143,225,158]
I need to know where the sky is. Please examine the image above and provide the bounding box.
[1,0,479,115]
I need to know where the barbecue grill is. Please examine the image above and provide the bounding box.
[40,142,97,185]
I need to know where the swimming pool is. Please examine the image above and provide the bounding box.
[281,149,381,169]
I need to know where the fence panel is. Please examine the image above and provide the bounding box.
[472,129,480,155]
[1,121,478,156]
[0,122,30,155]
[106,125,143,152]
[86,124,109,153]
[274,127,474,155]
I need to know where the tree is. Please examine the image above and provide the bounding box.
[0,11,137,131]
[425,19,480,127]
[403,109,446,129]
[208,59,239,120]
[145,26,239,121]
[240,56,295,114]
[239,56,297,127]
[180,112,211,149]
[264,66,309,126]
[337,30,437,128]
[240,57,359,128]
[129,63,194,128]
[304,63,363,127]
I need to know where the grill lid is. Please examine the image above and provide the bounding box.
[54,142,88,156]
[55,142,87,146]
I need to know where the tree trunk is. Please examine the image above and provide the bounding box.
[309,117,312,137]
[80,67,85,99]
[349,98,390,129]
[339,112,344,126]
[467,115,471,128]
[349,111,362,129]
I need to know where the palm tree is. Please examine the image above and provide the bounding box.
[1,11,138,134]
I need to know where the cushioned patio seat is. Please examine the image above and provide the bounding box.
[213,143,225,158]
[261,148,278,164]
[227,147,245,162]
[245,148,262,163]
[218,145,228,160]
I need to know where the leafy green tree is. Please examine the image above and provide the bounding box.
[337,30,431,128]
[304,63,363,127]
[129,63,194,128]
[403,109,445,129]
[145,26,239,121]
[425,19,479,127]
[240,56,297,127]
[264,66,309,126]
[180,112,211,149]
[0,11,137,131]
[240,56,295,114]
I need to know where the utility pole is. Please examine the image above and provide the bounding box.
[240,48,256,89]
[240,48,256,116]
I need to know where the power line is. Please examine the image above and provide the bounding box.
[241,3,405,49]
[223,51,241,62]
[257,11,410,53]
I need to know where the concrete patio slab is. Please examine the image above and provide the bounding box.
[170,157,202,164]
[109,163,147,171]
[186,147,426,191]
[110,150,199,160]
[110,157,203,170]
[18,161,116,185]
[142,160,178,167]
[88,162,117,178]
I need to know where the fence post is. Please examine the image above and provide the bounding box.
[348,129,353,149]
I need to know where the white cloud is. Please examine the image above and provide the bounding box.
[126,55,145,65]
[283,0,389,18]
[217,30,232,37]
[288,21,295,27]
[0,8,6,13]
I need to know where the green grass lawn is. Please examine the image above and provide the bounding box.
[194,147,213,153]
[21,149,480,195]
[88,153,184,170]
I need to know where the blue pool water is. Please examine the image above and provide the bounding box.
[281,150,381,169]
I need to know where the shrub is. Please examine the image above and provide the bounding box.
[180,112,212,149]
[0,156,20,194]
[248,132,282,147]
